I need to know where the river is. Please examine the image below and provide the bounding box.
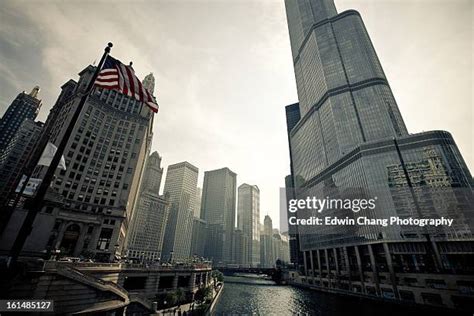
[213,275,462,316]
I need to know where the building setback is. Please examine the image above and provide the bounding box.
[0,65,153,261]
[162,161,198,261]
[200,167,237,264]
[285,0,474,309]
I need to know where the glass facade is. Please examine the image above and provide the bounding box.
[284,0,472,248]
[200,167,237,264]
[285,2,474,308]
[237,184,261,267]
[294,132,473,251]
[162,161,199,261]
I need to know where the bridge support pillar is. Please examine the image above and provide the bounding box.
[316,249,322,284]
[324,249,331,288]
[343,246,353,291]
[354,245,365,293]
[309,250,315,284]
[172,274,178,290]
[303,251,308,279]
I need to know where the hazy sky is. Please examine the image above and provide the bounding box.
[0,0,472,229]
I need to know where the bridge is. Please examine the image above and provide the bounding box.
[216,266,277,276]
[215,266,285,284]
[1,260,213,315]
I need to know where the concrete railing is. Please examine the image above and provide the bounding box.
[55,265,130,303]
[44,261,212,272]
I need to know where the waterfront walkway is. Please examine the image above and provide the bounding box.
[155,284,223,316]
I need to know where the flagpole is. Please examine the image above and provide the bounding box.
[8,42,113,268]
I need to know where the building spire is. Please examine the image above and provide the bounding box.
[29,86,40,99]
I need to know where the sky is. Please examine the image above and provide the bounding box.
[0,0,472,230]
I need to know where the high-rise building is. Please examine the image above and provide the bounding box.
[233,228,249,266]
[0,87,42,155]
[0,65,154,261]
[140,151,163,194]
[0,80,76,232]
[194,187,202,217]
[200,167,237,264]
[204,223,224,264]
[125,192,169,262]
[272,229,290,264]
[285,174,302,266]
[0,119,43,206]
[237,184,260,267]
[162,161,198,261]
[263,215,273,235]
[125,152,169,262]
[190,217,207,258]
[285,0,474,309]
[260,215,274,268]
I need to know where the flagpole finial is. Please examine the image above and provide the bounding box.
[105,42,113,53]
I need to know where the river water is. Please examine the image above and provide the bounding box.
[213,275,462,316]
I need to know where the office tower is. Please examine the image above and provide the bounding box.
[233,228,249,266]
[260,215,274,268]
[285,104,303,267]
[125,192,169,262]
[237,184,260,267]
[0,65,154,261]
[201,167,237,264]
[190,217,207,257]
[285,0,474,308]
[263,215,273,235]
[125,152,168,262]
[285,174,302,266]
[204,223,224,264]
[194,187,202,217]
[0,119,43,206]
[140,151,163,194]
[0,86,42,155]
[0,80,76,232]
[272,229,290,264]
[162,161,198,261]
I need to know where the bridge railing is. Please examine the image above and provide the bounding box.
[43,260,212,272]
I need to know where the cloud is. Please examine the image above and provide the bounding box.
[0,0,472,228]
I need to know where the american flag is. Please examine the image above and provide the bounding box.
[94,55,158,113]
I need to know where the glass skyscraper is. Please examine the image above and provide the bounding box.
[162,161,199,261]
[285,0,474,310]
[237,184,261,267]
[200,167,237,264]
